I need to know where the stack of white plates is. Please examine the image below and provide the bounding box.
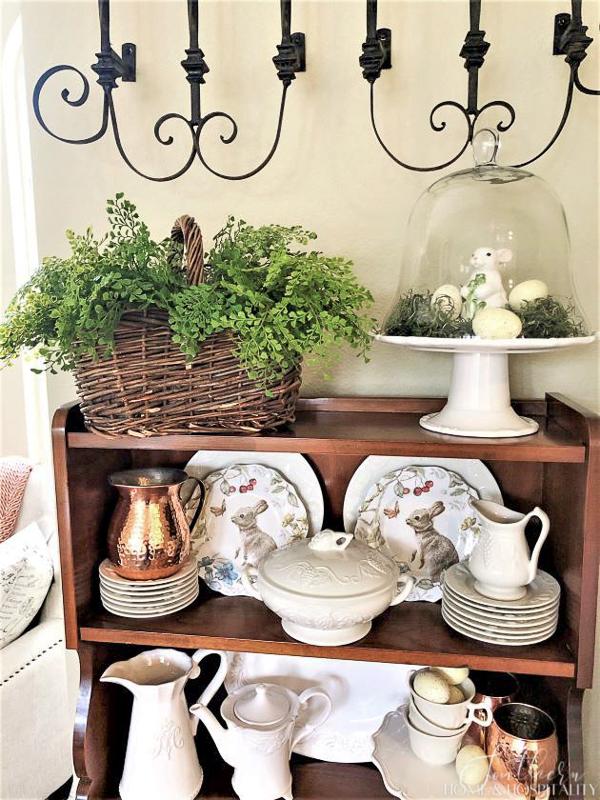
[99,559,199,618]
[442,563,560,646]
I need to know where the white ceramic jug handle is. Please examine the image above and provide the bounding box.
[191,649,228,704]
[466,702,493,727]
[291,688,332,750]
[240,565,262,600]
[524,507,550,584]
[390,574,416,606]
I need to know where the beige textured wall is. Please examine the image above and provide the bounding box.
[2,0,599,785]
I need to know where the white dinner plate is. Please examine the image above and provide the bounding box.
[192,464,310,596]
[442,603,557,638]
[372,706,518,799]
[101,586,199,618]
[99,577,198,604]
[443,584,559,620]
[99,558,198,588]
[444,563,561,610]
[442,593,558,630]
[349,463,500,602]
[344,457,502,533]
[442,608,557,647]
[225,651,418,763]
[184,450,324,535]
[100,583,199,611]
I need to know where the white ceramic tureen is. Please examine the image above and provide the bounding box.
[242,530,415,645]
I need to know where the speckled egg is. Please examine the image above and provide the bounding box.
[508,280,549,311]
[435,667,469,686]
[456,745,489,787]
[472,307,523,339]
[413,669,451,704]
[447,685,465,704]
[432,284,462,318]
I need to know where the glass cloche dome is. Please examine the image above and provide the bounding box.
[384,130,586,337]
[377,130,595,440]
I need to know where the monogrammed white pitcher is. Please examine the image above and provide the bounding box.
[100,648,227,800]
[468,499,550,600]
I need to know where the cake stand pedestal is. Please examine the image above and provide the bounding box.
[375,334,597,438]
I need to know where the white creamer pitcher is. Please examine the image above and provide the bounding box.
[468,499,550,600]
[191,671,331,800]
[100,648,227,800]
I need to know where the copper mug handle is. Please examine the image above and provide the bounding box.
[180,477,205,532]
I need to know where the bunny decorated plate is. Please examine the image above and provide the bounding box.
[192,464,310,596]
[353,465,487,602]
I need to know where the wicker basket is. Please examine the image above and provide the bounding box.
[73,216,302,437]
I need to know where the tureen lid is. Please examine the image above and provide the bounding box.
[258,530,397,598]
[232,683,291,727]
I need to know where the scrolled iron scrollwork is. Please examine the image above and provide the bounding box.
[32,0,305,182]
[361,0,598,171]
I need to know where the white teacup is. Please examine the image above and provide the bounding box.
[406,711,466,765]
[408,699,468,737]
[409,671,493,730]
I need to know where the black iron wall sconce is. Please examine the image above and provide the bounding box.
[33,0,305,182]
[360,0,599,171]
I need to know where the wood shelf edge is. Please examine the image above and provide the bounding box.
[79,626,576,679]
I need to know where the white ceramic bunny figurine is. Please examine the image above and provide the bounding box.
[461,247,512,320]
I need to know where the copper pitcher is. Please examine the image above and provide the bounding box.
[107,468,203,580]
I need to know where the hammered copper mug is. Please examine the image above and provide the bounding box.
[107,468,203,580]
[464,671,519,749]
[486,702,559,799]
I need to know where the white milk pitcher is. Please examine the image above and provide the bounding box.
[191,673,331,800]
[468,499,550,600]
[100,648,227,800]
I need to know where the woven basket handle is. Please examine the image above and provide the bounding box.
[171,215,204,286]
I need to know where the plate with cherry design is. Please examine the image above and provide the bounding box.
[344,457,502,602]
[189,463,311,596]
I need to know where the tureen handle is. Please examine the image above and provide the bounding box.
[241,565,263,600]
[389,574,416,606]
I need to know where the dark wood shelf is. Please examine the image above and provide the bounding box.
[67,407,585,462]
[80,593,575,679]
[52,393,598,798]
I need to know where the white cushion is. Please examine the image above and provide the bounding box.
[0,521,53,649]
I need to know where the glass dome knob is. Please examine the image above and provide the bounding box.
[472,128,500,167]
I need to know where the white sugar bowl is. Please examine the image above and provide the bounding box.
[242,530,415,646]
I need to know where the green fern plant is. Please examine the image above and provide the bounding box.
[0,195,374,382]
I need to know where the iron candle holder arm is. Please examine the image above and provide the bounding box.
[361,0,515,173]
[360,0,598,172]
[31,0,305,182]
[32,0,134,146]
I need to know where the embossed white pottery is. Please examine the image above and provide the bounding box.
[100,648,227,800]
[409,671,493,730]
[468,500,550,600]
[242,530,416,645]
[406,711,467,765]
[191,678,331,800]
[225,651,417,762]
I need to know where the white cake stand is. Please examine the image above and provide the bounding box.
[375,333,598,438]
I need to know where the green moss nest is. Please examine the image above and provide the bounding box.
[383,291,587,339]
